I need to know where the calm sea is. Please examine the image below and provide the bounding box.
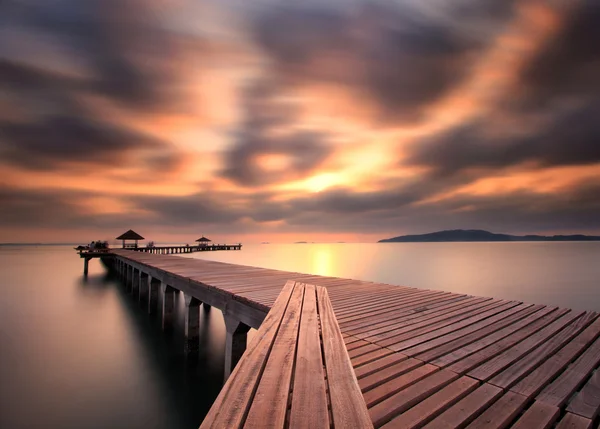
[1,242,599,429]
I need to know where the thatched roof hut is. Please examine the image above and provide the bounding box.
[116,229,144,248]
[196,236,211,246]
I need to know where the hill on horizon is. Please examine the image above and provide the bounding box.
[379,229,600,243]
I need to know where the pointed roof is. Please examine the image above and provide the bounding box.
[116,229,145,240]
[196,236,211,242]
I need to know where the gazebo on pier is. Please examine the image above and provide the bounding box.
[196,236,211,247]
[116,229,145,249]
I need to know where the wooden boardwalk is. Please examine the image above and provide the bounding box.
[201,281,373,428]
[109,249,600,429]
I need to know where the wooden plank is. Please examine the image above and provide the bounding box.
[359,297,491,342]
[354,353,410,379]
[345,295,472,337]
[536,335,600,407]
[348,343,381,359]
[289,284,329,429]
[368,370,459,428]
[510,401,559,429]
[380,376,479,429]
[412,304,542,362]
[422,384,504,429]
[359,358,426,392]
[200,280,296,428]
[489,312,597,389]
[363,364,440,408]
[233,282,304,428]
[444,308,568,374]
[464,391,528,429]
[554,413,593,429]
[386,301,521,352]
[567,370,600,419]
[318,286,374,428]
[351,348,394,368]
[511,316,600,398]
[467,310,585,382]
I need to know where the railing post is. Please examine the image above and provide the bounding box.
[223,314,251,381]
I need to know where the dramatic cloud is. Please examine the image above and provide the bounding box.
[406,101,600,177]
[518,0,600,107]
[221,81,334,186]
[251,1,515,123]
[0,0,599,242]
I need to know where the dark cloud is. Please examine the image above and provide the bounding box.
[251,1,515,123]
[0,0,188,109]
[0,0,198,174]
[221,81,333,186]
[0,115,165,170]
[406,101,600,177]
[518,0,600,107]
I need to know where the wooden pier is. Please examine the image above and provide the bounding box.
[97,250,599,428]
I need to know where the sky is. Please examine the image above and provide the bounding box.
[0,0,599,243]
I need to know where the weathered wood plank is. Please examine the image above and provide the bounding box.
[354,353,410,379]
[464,391,528,429]
[318,286,374,428]
[422,384,504,429]
[368,370,459,428]
[554,413,593,429]
[489,312,598,389]
[359,358,426,392]
[380,376,479,429]
[566,370,600,420]
[467,311,585,381]
[289,284,329,429]
[200,280,296,428]
[244,283,305,427]
[510,401,559,429]
[351,348,394,368]
[510,316,600,398]
[536,335,600,407]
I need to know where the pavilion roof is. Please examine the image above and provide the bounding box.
[116,229,145,240]
[195,236,211,242]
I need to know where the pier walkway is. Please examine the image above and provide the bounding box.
[107,249,600,429]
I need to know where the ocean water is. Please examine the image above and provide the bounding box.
[1,242,599,429]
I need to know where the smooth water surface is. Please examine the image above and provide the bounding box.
[1,242,598,429]
[0,245,226,429]
[187,242,600,312]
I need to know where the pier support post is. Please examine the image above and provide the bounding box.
[148,277,160,314]
[223,314,250,381]
[184,295,201,353]
[83,258,90,276]
[125,265,133,292]
[139,272,149,304]
[132,268,140,296]
[161,283,176,331]
[202,302,211,311]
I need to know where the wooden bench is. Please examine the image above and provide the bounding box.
[200,280,373,428]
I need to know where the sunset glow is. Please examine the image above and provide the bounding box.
[0,0,598,243]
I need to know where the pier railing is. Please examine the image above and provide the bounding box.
[133,244,242,254]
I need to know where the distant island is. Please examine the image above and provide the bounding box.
[379,229,600,243]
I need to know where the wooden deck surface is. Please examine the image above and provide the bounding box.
[201,281,373,428]
[112,250,600,429]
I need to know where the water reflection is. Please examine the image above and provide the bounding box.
[0,246,226,429]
